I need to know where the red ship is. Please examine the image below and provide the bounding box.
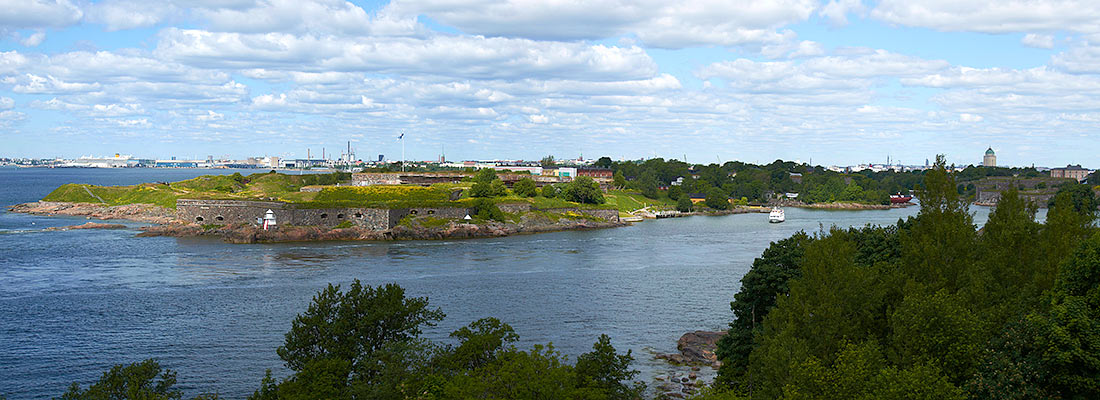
[890,193,914,204]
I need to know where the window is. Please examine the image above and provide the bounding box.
[215,216,224,221]
[195,216,204,222]
[337,214,345,219]
[410,210,418,215]
[427,210,435,215]
[355,213,363,218]
[320,213,328,219]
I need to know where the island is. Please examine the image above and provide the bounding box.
[9,171,637,243]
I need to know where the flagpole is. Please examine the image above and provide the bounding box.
[401,131,405,172]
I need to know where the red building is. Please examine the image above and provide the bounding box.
[577,167,613,179]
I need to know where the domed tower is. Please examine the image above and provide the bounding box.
[983,147,996,167]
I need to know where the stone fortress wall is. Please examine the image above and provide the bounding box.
[176,199,618,229]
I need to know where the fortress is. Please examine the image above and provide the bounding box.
[175,199,619,230]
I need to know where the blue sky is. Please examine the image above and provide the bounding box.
[1,0,1098,167]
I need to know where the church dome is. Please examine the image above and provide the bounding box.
[985,147,995,155]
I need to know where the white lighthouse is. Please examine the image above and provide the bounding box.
[262,209,277,230]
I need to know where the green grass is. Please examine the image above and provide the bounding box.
[603,190,674,213]
[40,172,350,209]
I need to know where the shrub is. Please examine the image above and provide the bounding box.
[542,184,559,198]
[677,196,693,212]
[513,178,538,197]
[471,198,505,221]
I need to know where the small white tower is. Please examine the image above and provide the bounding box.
[262,209,277,230]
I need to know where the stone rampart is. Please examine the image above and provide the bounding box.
[497,203,532,213]
[176,199,290,225]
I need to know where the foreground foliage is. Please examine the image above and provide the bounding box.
[709,155,1100,400]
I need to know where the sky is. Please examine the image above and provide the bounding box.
[1,0,1099,167]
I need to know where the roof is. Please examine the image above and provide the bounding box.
[1054,164,1087,171]
[985,147,995,155]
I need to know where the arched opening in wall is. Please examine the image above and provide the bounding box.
[215,216,224,221]
[410,210,418,215]
[195,216,204,222]
[355,213,363,219]
[337,214,345,219]
[320,213,328,219]
[427,210,435,215]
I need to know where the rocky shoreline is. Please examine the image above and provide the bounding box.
[138,218,626,243]
[652,331,728,398]
[8,201,177,224]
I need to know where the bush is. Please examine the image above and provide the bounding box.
[470,180,507,198]
[513,178,538,197]
[471,198,505,221]
[542,184,559,198]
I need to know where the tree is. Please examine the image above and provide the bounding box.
[469,169,507,197]
[541,155,556,167]
[560,176,605,204]
[471,198,505,221]
[574,334,643,399]
[512,178,538,197]
[705,187,729,210]
[668,185,683,201]
[676,195,693,212]
[612,171,627,190]
[594,156,613,168]
[542,184,559,198]
[440,317,519,371]
[638,170,659,199]
[59,359,186,400]
[275,281,444,396]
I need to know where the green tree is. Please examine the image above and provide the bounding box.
[594,156,613,168]
[542,184,559,198]
[560,176,605,204]
[59,359,185,400]
[439,317,519,371]
[274,281,444,397]
[470,178,506,198]
[512,178,538,197]
[541,155,556,167]
[472,168,498,184]
[638,170,659,199]
[574,334,643,399]
[439,344,577,399]
[668,185,683,201]
[471,198,505,221]
[676,195,693,212]
[705,187,729,210]
[612,171,627,190]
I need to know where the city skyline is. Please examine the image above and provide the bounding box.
[2,1,1100,166]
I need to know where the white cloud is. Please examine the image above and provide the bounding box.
[156,29,659,81]
[11,74,101,94]
[19,31,46,47]
[0,0,82,29]
[196,110,223,120]
[1021,33,1055,49]
[386,0,816,49]
[959,113,983,122]
[819,0,865,26]
[871,0,1100,34]
[85,0,176,31]
[0,96,13,109]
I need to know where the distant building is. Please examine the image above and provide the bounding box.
[577,167,613,179]
[789,172,803,184]
[1051,164,1090,182]
[983,147,997,167]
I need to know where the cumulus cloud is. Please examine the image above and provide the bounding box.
[0,0,82,29]
[871,0,1100,34]
[19,31,46,47]
[0,96,13,109]
[85,0,177,31]
[1021,33,1055,49]
[385,0,815,49]
[156,28,659,81]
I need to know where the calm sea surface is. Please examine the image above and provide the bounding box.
[0,167,1019,399]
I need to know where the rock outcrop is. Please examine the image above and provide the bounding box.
[43,222,128,231]
[8,201,176,224]
[656,330,728,367]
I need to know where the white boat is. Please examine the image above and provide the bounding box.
[768,207,785,223]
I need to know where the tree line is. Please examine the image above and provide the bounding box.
[704,155,1100,399]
